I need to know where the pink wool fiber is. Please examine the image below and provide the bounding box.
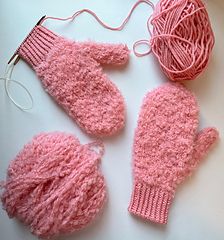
[128,83,218,224]
[17,25,129,137]
[1,132,107,238]
[150,0,214,81]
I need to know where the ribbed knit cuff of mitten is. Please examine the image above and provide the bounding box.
[16,25,59,68]
[128,182,173,224]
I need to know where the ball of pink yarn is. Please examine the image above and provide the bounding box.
[1,132,107,239]
[150,0,214,81]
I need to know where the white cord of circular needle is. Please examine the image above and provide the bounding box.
[0,56,33,111]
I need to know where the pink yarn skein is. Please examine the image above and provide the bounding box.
[16,25,129,137]
[128,83,218,224]
[150,0,214,81]
[1,132,107,238]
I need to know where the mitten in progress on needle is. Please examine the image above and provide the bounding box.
[128,83,218,224]
[16,25,129,137]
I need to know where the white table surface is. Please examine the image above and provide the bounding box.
[0,0,224,239]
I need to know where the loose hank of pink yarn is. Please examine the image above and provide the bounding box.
[150,0,214,81]
[0,133,107,239]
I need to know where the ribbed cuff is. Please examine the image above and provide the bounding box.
[128,182,173,224]
[17,25,58,68]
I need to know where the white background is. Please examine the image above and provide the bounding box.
[0,0,224,239]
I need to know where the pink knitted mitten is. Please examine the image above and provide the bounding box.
[1,132,107,238]
[128,83,218,224]
[16,25,129,137]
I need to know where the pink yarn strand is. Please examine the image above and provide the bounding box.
[41,0,154,31]
[40,0,155,57]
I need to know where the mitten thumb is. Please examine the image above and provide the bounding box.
[189,127,219,171]
[81,42,129,65]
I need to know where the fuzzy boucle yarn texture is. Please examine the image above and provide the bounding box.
[1,132,107,239]
[16,25,129,137]
[128,83,219,224]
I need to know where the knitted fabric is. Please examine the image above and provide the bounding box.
[128,83,218,224]
[1,132,107,238]
[16,25,129,137]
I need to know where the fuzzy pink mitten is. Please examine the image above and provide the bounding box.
[16,25,129,137]
[128,83,218,224]
[1,132,107,238]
